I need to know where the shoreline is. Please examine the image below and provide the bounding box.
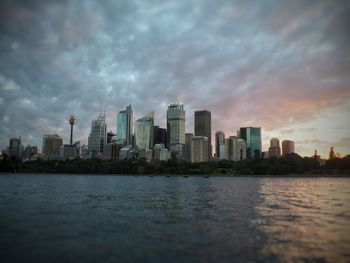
[1,172,349,178]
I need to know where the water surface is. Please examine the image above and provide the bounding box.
[0,174,349,262]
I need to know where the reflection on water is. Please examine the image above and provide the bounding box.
[0,175,349,262]
[255,178,350,262]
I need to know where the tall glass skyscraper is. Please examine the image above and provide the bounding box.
[116,104,133,146]
[135,113,154,150]
[167,102,185,158]
[87,112,107,154]
[239,127,261,159]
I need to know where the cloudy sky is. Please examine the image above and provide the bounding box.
[0,0,349,157]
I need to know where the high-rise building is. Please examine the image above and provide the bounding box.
[224,136,247,161]
[239,127,261,159]
[268,137,281,158]
[215,131,225,159]
[185,133,193,161]
[194,110,212,158]
[116,104,133,146]
[135,113,154,150]
[167,102,185,159]
[191,136,208,163]
[153,126,167,148]
[42,134,63,159]
[88,112,107,154]
[282,140,295,156]
[9,137,22,160]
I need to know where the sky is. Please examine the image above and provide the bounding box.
[0,0,349,158]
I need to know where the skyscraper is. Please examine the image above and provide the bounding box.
[135,113,154,150]
[191,136,208,163]
[167,102,185,158]
[153,126,167,148]
[194,110,212,158]
[224,136,247,161]
[9,137,22,160]
[88,112,107,154]
[282,140,295,156]
[116,104,133,146]
[239,127,261,159]
[42,134,63,159]
[268,137,281,158]
[215,131,225,159]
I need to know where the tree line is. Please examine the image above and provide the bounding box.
[0,153,349,175]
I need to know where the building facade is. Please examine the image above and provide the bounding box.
[153,126,167,148]
[185,133,193,161]
[167,102,185,159]
[282,140,295,156]
[239,127,261,159]
[268,137,281,158]
[9,137,22,160]
[194,110,212,158]
[135,114,154,150]
[88,112,107,154]
[116,104,133,146]
[191,136,208,163]
[215,131,225,159]
[42,134,63,159]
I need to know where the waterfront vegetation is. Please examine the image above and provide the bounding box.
[0,153,349,176]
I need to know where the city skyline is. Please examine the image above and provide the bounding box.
[0,1,349,158]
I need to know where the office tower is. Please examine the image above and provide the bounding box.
[167,102,185,158]
[135,113,154,150]
[153,126,167,148]
[185,133,193,161]
[194,110,212,158]
[239,127,261,159]
[215,131,225,159]
[116,104,133,146]
[9,137,22,160]
[268,137,281,158]
[88,112,107,154]
[224,136,247,161]
[191,136,208,163]
[42,134,63,159]
[282,140,295,156]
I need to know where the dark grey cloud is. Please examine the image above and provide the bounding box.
[0,0,349,154]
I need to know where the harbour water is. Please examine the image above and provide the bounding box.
[0,174,349,262]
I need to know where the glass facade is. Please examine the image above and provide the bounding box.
[135,116,153,150]
[116,105,133,146]
[240,127,261,159]
[117,111,127,141]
